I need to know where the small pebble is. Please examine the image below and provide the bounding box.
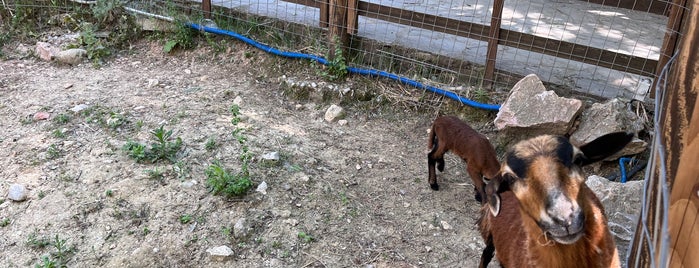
[7,184,28,201]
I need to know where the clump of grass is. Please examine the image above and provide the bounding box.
[52,129,66,138]
[297,231,314,243]
[0,218,9,227]
[46,144,61,160]
[144,167,165,180]
[205,162,252,197]
[179,214,193,224]
[204,137,217,151]
[122,125,183,163]
[53,114,71,124]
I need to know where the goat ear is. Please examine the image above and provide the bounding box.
[575,132,634,166]
[488,194,501,216]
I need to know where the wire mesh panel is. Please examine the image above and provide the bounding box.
[116,0,668,101]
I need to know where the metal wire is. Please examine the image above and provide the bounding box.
[628,50,677,268]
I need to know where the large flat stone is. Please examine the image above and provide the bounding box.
[494,74,583,135]
[570,98,647,159]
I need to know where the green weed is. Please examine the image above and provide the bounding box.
[164,21,196,53]
[205,137,218,151]
[0,218,9,227]
[53,114,70,124]
[46,144,61,159]
[122,126,183,163]
[205,162,252,197]
[297,232,314,243]
[144,167,164,180]
[179,214,193,224]
[52,129,66,138]
[321,37,348,82]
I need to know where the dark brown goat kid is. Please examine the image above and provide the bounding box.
[478,132,633,268]
[427,116,500,203]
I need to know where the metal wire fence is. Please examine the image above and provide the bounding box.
[626,50,674,268]
[98,0,667,102]
[188,0,668,99]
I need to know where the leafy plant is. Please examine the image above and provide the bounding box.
[53,114,70,124]
[46,144,61,159]
[77,22,110,63]
[144,167,164,180]
[297,231,314,243]
[321,37,348,81]
[179,214,193,224]
[205,162,252,197]
[0,218,9,227]
[52,129,66,138]
[204,137,217,151]
[91,0,124,24]
[164,21,196,53]
[122,126,183,163]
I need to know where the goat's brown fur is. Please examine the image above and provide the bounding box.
[478,133,632,268]
[427,116,500,203]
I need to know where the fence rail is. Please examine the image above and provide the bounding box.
[199,0,669,99]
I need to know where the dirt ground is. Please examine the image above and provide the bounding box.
[0,37,513,267]
[0,33,636,267]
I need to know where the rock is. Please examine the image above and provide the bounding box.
[255,181,268,195]
[494,74,583,135]
[233,218,249,238]
[440,220,452,230]
[338,119,348,126]
[7,184,28,201]
[261,152,280,161]
[233,96,243,106]
[570,98,647,159]
[33,112,50,121]
[147,79,159,88]
[324,104,346,122]
[206,245,234,261]
[54,48,87,65]
[586,175,643,263]
[70,104,90,113]
[35,42,59,61]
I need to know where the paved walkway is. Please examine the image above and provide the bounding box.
[206,0,667,99]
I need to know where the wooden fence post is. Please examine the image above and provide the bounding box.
[347,0,359,35]
[202,0,212,19]
[320,0,329,28]
[663,0,699,265]
[651,0,687,98]
[483,0,505,89]
[328,0,349,59]
[628,0,699,266]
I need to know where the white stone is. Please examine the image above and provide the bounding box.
[256,181,268,195]
[206,245,234,261]
[7,184,28,201]
[324,104,345,122]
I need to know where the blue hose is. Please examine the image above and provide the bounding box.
[186,22,501,111]
[619,157,633,183]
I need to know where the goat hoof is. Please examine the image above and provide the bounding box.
[430,183,440,191]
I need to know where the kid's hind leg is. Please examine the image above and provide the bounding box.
[467,165,486,204]
[428,152,444,190]
[427,146,447,191]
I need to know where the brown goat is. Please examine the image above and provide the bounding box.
[478,132,633,268]
[427,116,500,203]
